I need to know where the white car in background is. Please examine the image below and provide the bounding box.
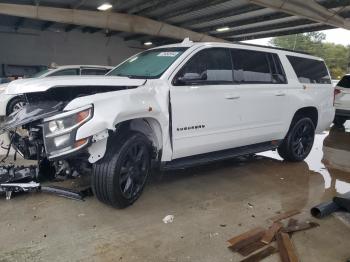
[334,74,350,126]
[0,65,113,116]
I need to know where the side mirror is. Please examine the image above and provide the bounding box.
[175,72,207,85]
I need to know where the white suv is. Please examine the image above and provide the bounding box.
[1,41,334,208]
[334,74,350,126]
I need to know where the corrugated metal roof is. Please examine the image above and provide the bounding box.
[0,0,348,45]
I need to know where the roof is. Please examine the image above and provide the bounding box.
[153,41,324,60]
[0,0,349,46]
[52,65,114,69]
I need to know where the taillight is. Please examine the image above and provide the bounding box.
[334,88,341,106]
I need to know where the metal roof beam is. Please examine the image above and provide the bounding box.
[198,12,289,33]
[217,18,315,38]
[179,4,263,28]
[158,0,230,21]
[227,24,333,41]
[319,0,350,9]
[248,0,350,30]
[0,3,226,42]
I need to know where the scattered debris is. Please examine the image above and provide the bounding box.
[269,209,300,223]
[311,191,350,218]
[276,232,298,262]
[162,215,174,224]
[227,227,265,251]
[261,222,283,244]
[240,246,277,262]
[282,221,319,234]
[227,210,319,262]
[247,203,254,208]
[220,224,227,227]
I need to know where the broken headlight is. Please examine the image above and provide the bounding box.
[43,105,93,159]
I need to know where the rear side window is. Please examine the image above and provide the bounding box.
[49,69,79,76]
[287,56,331,84]
[81,68,110,75]
[338,75,350,88]
[231,49,276,84]
[174,48,233,85]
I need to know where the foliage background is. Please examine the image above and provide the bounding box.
[270,32,350,79]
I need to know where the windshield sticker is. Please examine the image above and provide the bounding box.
[157,52,179,57]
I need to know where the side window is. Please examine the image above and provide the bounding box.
[174,48,233,85]
[287,56,331,84]
[268,53,287,84]
[49,69,79,77]
[81,68,110,75]
[231,49,272,84]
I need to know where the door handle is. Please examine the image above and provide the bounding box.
[225,94,240,100]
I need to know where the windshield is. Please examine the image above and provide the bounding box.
[108,47,188,79]
[338,75,350,88]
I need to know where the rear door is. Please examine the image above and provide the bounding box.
[229,49,290,144]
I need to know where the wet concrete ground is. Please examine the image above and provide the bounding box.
[0,123,350,262]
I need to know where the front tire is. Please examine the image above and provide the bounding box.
[278,118,315,162]
[92,132,151,208]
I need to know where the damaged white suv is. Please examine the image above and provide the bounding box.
[0,41,334,208]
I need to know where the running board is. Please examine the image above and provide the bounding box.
[162,141,280,171]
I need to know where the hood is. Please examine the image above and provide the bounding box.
[5,76,146,95]
[0,83,9,92]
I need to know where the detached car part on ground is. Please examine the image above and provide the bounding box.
[0,41,335,208]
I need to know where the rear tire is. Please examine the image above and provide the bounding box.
[333,116,346,127]
[278,118,315,162]
[92,132,151,208]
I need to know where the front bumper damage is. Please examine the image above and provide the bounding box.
[0,101,93,200]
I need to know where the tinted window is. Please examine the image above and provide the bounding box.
[49,69,79,76]
[175,48,233,85]
[81,68,109,75]
[287,56,331,84]
[269,53,287,84]
[338,75,350,88]
[231,49,273,83]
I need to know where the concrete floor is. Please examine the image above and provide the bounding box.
[0,124,350,262]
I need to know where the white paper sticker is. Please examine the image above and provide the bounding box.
[157,52,179,57]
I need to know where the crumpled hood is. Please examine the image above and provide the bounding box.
[5,76,146,95]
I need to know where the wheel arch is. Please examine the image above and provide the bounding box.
[291,106,318,128]
[6,95,24,116]
[114,117,163,159]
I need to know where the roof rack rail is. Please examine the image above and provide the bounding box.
[233,42,311,55]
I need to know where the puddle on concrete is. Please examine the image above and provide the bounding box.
[259,121,350,195]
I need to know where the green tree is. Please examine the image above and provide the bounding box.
[270,32,350,79]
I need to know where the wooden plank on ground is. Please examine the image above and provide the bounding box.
[227,227,265,251]
[236,240,266,256]
[282,221,319,234]
[261,222,283,244]
[269,210,300,223]
[240,246,277,262]
[287,218,298,227]
[276,232,299,262]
